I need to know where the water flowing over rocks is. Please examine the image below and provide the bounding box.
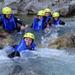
[48,33,75,49]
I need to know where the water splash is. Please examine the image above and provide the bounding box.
[0,16,75,75]
[0,47,75,75]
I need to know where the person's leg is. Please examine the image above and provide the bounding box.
[8,51,20,58]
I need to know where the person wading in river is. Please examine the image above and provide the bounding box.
[0,7,28,36]
[32,10,45,32]
[43,8,52,33]
[52,12,65,26]
[8,32,36,58]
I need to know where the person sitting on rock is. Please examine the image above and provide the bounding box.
[8,32,36,58]
[52,12,65,26]
[32,10,45,32]
[0,7,28,35]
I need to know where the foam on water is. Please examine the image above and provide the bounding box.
[0,44,75,75]
[0,16,75,75]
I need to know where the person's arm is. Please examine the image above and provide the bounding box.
[14,17,28,32]
[8,51,20,58]
[30,23,33,28]
[59,20,65,25]
[30,42,36,50]
[16,39,24,52]
[14,17,24,25]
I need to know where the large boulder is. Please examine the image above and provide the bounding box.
[0,34,15,49]
[0,29,15,49]
[1,0,75,16]
[69,0,75,15]
[2,0,20,14]
[48,33,75,49]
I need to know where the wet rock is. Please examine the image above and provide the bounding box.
[0,0,75,16]
[1,0,75,16]
[59,6,69,16]
[0,36,15,49]
[3,0,20,14]
[69,0,75,15]
[48,33,75,49]
[0,32,15,49]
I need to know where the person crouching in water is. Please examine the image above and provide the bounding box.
[32,10,45,32]
[52,12,65,26]
[8,32,36,58]
[0,7,28,36]
[43,8,52,33]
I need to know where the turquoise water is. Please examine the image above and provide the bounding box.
[16,15,34,25]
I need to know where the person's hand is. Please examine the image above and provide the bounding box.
[46,24,50,28]
[21,26,25,30]
[21,24,29,30]
[44,27,50,33]
[25,24,28,28]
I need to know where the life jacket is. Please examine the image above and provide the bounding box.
[53,19,61,26]
[15,39,36,52]
[43,16,52,29]
[32,18,39,31]
[45,16,51,23]
[32,17,44,31]
[1,15,16,32]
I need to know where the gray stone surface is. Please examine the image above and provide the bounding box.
[0,0,75,16]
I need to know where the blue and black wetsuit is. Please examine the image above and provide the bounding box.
[32,17,45,31]
[0,14,24,33]
[15,39,36,52]
[43,16,52,29]
[8,39,36,58]
[52,19,65,26]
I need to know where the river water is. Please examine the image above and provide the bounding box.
[0,15,75,75]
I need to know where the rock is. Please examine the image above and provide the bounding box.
[0,36,15,49]
[3,0,20,14]
[59,6,69,16]
[1,0,75,16]
[8,2,18,14]
[4,0,20,6]
[0,31,15,49]
[48,33,75,49]
[69,0,75,15]
[19,0,75,16]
